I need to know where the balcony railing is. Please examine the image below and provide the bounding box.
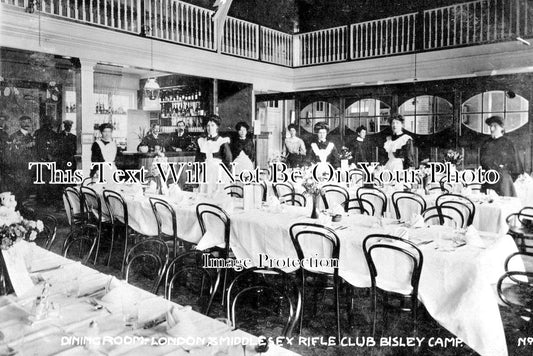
[1,0,532,67]
[423,0,531,49]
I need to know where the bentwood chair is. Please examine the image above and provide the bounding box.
[63,187,84,232]
[103,190,139,272]
[124,238,169,294]
[356,186,387,217]
[259,180,268,202]
[280,192,307,207]
[391,191,427,221]
[224,185,244,198]
[196,203,232,315]
[80,186,111,264]
[226,267,302,338]
[273,182,294,199]
[497,252,533,331]
[351,198,374,216]
[436,193,475,226]
[164,251,216,314]
[62,225,99,265]
[321,185,349,212]
[506,207,533,252]
[362,234,424,336]
[149,197,186,259]
[422,206,465,229]
[289,223,342,340]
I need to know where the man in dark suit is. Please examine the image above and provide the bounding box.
[169,120,195,151]
[58,120,77,172]
[34,116,58,203]
[0,114,9,192]
[8,116,35,206]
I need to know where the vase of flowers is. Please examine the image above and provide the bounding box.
[443,149,463,169]
[0,198,43,295]
[339,146,352,171]
[302,174,323,219]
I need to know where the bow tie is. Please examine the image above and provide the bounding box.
[207,136,218,141]
[317,141,328,148]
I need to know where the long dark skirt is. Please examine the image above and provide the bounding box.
[482,170,517,197]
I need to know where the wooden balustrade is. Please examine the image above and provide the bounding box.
[2,0,532,67]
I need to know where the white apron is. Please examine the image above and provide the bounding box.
[197,137,231,195]
[384,135,411,172]
[95,140,118,186]
[311,142,334,178]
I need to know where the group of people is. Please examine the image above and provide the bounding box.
[137,121,197,153]
[0,114,77,206]
[282,114,523,197]
[282,115,415,171]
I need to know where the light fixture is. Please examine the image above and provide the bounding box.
[144,78,160,100]
[516,37,531,46]
[143,38,160,100]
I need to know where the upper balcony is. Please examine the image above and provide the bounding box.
[1,0,532,69]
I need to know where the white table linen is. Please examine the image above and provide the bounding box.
[0,242,298,356]
[88,187,516,356]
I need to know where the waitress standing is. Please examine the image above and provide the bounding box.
[383,115,415,171]
[91,123,118,184]
[196,115,233,194]
[480,116,523,196]
[230,121,255,175]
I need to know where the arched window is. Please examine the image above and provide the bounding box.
[345,99,390,134]
[398,95,453,134]
[300,101,340,134]
[461,91,528,134]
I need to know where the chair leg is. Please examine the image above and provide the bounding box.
[121,227,129,273]
[412,297,418,336]
[92,222,102,265]
[205,268,222,316]
[299,272,306,335]
[107,224,115,267]
[334,279,341,341]
[371,288,377,337]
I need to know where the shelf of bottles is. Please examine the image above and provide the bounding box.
[92,92,129,149]
[63,90,77,133]
[158,87,206,134]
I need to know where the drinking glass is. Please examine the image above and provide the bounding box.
[122,301,139,328]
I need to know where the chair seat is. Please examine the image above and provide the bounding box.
[376,277,413,295]
[509,227,533,238]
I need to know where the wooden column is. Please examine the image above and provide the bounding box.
[76,59,97,176]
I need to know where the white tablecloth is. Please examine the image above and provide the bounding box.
[0,242,298,356]
[290,183,521,234]
[112,190,516,356]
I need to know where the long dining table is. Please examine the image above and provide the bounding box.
[93,185,519,356]
[0,241,299,356]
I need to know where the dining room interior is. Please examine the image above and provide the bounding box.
[1,1,533,356]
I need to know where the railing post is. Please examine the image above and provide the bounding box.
[258,25,262,62]
[293,33,300,67]
[139,0,147,36]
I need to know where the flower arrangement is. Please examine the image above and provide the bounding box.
[46,81,60,102]
[339,146,352,161]
[443,149,463,166]
[267,151,286,166]
[0,206,43,250]
[301,169,323,196]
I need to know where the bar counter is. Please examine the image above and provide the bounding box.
[117,151,196,187]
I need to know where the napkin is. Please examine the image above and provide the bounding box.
[267,195,281,207]
[409,214,426,228]
[195,230,226,251]
[101,278,131,305]
[168,184,183,202]
[464,225,484,248]
[331,204,345,216]
[166,305,198,337]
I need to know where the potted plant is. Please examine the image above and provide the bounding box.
[137,126,149,153]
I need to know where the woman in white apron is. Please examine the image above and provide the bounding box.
[230,121,255,176]
[196,116,233,194]
[90,123,118,185]
[383,115,414,172]
[309,124,339,178]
